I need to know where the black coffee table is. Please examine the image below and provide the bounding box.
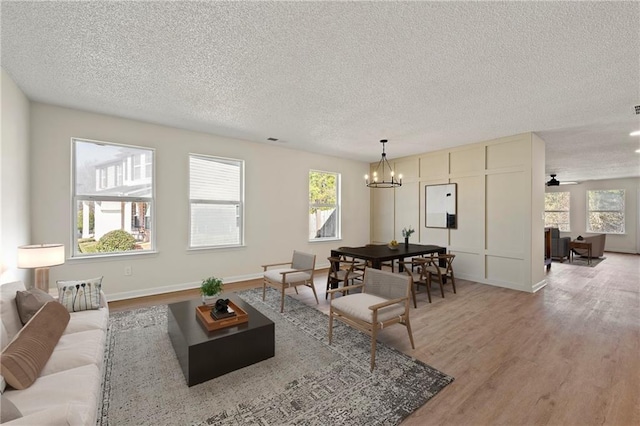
[167,294,275,386]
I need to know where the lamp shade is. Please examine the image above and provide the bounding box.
[17,244,65,268]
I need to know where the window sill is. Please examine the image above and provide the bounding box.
[309,238,342,243]
[68,251,159,262]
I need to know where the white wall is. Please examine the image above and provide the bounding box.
[29,103,370,300]
[372,132,547,293]
[546,177,640,254]
[0,68,31,285]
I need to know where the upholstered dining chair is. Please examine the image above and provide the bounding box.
[422,253,457,298]
[325,256,364,299]
[327,267,415,371]
[262,251,318,312]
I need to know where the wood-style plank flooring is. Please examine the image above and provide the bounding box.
[108,252,640,425]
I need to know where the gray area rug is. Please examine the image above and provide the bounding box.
[99,288,453,425]
[559,256,605,267]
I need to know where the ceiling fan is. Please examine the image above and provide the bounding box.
[546,174,560,186]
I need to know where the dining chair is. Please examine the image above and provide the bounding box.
[399,258,432,307]
[422,253,457,298]
[262,250,318,312]
[325,256,363,299]
[327,267,415,371]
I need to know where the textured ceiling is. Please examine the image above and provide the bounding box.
[2,1,639,182]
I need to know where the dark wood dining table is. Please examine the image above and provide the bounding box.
[331,243,447,273]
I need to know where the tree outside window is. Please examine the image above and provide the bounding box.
[587,189,625,234]
[309,171,340,240]
[544,192,570,231]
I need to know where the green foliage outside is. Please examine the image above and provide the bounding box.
[96,230,136,252]
[544,192,571,231]
[77,209,95,233]
[587,189,625,234]
[309,171,336,213]
[78,240,98,253]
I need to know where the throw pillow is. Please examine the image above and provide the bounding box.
[56,277,103,312]
[0,301,70,390]
[15,288,55,325]
[0,395,22,422]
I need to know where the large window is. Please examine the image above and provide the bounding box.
[587,189,625,234]
[73,138,155,257]
[309,170,340,240]
[189,154,244,248]
[544,192,570,231]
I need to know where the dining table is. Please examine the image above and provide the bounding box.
[331,243,447,273]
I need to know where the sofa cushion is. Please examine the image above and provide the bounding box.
[41,330,105,377]
[56,277,103,312]
[64,307,109,335]
[1,394,22,422]
[2,364,100,421]
[1,403,92,425]
[0,281,27,345]
[0,302,70,390]
[15,288,55,325]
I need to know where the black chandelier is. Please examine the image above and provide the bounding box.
[365,139,402,188]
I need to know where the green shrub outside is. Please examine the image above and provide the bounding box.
[78,241,98,253]
[96,230,136,252]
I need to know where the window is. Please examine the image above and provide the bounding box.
[309,170,340,240]
[189,154,244,248]
[544,192,570,231]
[73,138,155,257]
[587,189,625,234]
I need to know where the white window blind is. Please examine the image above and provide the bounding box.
[189,154,244,248]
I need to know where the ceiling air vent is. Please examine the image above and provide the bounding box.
[635,105,640,115]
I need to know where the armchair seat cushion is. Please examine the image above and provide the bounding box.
[264,268,311,284]
[331,293,405,324]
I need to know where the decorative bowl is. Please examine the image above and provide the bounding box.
[388,244,399,250]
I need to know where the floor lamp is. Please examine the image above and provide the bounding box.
[17,244,65,292]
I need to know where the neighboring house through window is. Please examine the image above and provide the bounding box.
[544,192,570,231]
[309,170,340,240]
[189,154,244,248]
[587,189,625,234]
[73,138,155,257]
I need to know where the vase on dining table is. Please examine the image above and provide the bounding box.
[404,237,409,248]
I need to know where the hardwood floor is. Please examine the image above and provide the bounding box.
[108,252,640,425]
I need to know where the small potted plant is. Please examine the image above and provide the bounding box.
[402,226,415,248]
[200,276,223,305]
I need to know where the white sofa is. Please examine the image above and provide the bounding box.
[1,281,109,425]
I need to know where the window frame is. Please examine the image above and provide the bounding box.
[308,169,341,242]
[188,153,245,250]
[71,138,156,258]
[586,189,626,234]
[544,191,571,232]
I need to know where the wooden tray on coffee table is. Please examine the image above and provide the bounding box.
[195,301,248,331]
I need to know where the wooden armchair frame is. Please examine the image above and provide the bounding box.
[262,251,318,312]
[328,267,415,370]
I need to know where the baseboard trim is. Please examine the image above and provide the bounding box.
[106,265,331,302]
